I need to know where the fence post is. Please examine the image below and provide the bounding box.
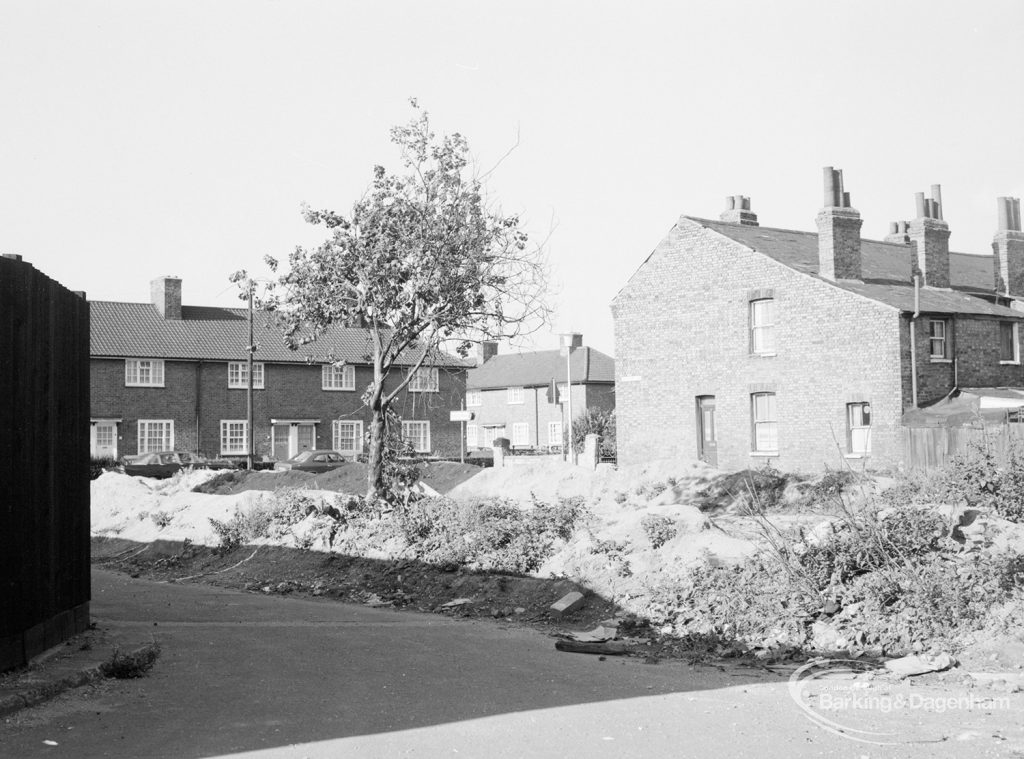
[583,434,600,470]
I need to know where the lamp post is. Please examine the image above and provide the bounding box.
[560,332,581,462]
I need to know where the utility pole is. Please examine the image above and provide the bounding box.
[246,286,255,471]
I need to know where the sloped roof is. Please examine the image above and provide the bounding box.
[690,218,1021,319]
[467,347,615,390]
[90,301,472,367]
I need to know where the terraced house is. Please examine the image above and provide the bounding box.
[613,168,1024,472]
[89,277,469,462]
[465,336,615,452]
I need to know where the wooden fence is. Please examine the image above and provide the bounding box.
[0,255,90,671]
[902,422,1024,470]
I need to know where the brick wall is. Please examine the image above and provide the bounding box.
[900,314,1024,406]
[91,359,466,460]
[612,218,905,473]
[468,384,590,449]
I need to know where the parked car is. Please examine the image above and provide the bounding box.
[123,451,236,479]
[274,450,347,473]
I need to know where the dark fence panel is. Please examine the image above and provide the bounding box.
[0,256,90,671]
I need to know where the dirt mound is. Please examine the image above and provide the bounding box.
[194,461,483,497]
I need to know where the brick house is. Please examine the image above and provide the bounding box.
[90,277,470,462]
[612,168,1024,472]
[465,335,615,452]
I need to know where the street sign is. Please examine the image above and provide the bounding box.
[450,410,474,422]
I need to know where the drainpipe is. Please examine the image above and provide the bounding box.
[952,316,959,391]
[910,273,920,407]
[195,360,203,454]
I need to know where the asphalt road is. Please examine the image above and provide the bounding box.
[1,569,1021,759]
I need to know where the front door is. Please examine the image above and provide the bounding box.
[91,422,118,459]
[273,423,317,460]
[696,396,717,466]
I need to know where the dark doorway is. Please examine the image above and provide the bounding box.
[696,396,717,466]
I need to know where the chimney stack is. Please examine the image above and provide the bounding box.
[815,167,863,281]
[993,196,1024,297]
[150,276,182,320]
[907,185,950,288]
[720,195,759,226]
[476,340,498,366]
[884,220,911,244]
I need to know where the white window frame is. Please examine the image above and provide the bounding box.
[332,419,364,454]
[409,367,439,393]
[322,364,356,391]
[557,383,568,405]
[220,420,249,455]
[847,403,871,456]
[929,319,949,360]
[125,359,165,387]
[750,298,776,355]
[228,362,264,389]
[138,419,174,454]
[402,421,431,453]
[466,390,482,407]
[512,422,529,447]
[466,423,478,447]
[547,421,563,447]
[751,393,778,454]
[507,386,524,404]
[999,321,1020,364]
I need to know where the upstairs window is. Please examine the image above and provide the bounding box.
[322,364,355,391]
[1000,322,1020,363]
[847,403,871,455]
[928,319,949,359]
[125,359,165,387]
[507,386,524,404]
[409,367,439,392]
[466,390,482,407]
[228,362,264,389]
[751,392,778,453]
[750,299,776,355]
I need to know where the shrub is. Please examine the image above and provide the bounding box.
[641,514,678,549]
[150,510,173,529]
[394,495,587,574]
[735,465,789,514]
[101,643,161,679]
[90,456,117,480]
[569,408,615,456]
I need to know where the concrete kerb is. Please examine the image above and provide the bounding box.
[0,640,159,718]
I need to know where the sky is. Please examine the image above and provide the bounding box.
[3,1,1024,357]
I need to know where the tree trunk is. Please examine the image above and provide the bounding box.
[366,398,386,502]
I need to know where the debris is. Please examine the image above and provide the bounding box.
[564,625,618,643]
[440,598,473,609]
[363,593,390,607]
[550,591,586,618]
[884,652,955,678]
[555,639,628,655]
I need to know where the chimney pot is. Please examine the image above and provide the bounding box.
[719,195,759,226]
[725,196,735,210]
[909,188,951,287]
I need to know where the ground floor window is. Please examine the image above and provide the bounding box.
[332,420,363,454]
[512,423,529,447]
[847,402,872,455]
[220,420,249,455]
[751,393,778,453]
[138,420,173,454]
[466,424,478,447]
[402,421,431,453]
[547,421,562,447]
